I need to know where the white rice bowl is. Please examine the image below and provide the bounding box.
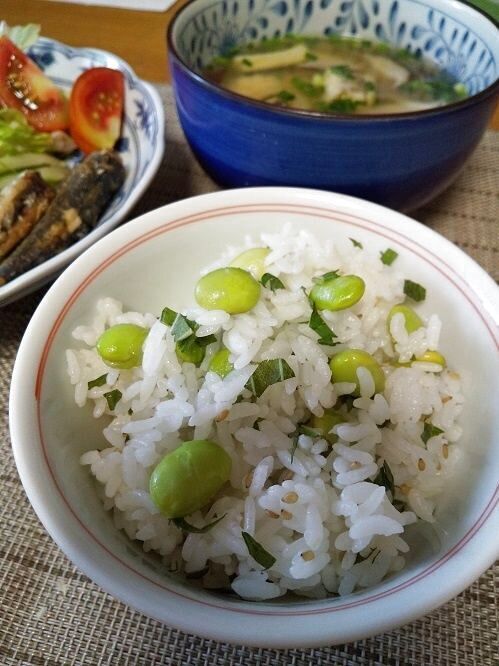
[11,188,499,647]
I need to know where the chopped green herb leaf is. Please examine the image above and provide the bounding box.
[299,425,320,438]
[275,90,295,103]
[373,461,395,496]
[350,238,363,248]
[380,248,398,265]
[404,279,426,302]
[173,514,226,533]
[330,64,355,79]
[317,98,363,113]
[128,408,133,415]
[312,270,341,284]
[305,51,318,62]
[421,422,444,445]
[87,374,107,389]
[241,58,253,67]
[290,434,299,463]
[104,389,122,411]
[160,306,177,326]
[364,80,376,91]
[261,272,285,291]
[176,334,216,366]
[171,313,195,343]
[242,531,276,569]
[245,359,295,398]
[309,305,338,345]
[291,76,324,97]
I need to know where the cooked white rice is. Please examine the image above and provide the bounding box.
[68,226,464,600]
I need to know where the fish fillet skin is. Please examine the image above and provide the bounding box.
[0,150,125,286]
[0,171,55,260]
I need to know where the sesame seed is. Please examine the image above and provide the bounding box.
[418,458,426,471]
[282,491,299,504]
[399,483,411,495]
[301,550,315,561]
[215,409,229,422]
[442,443,449,459]
[265,510,280,519]
[281,510,293,520]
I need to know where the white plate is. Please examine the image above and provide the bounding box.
[10,187,499,647]
[0,36,165,306]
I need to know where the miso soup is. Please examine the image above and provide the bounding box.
[203,35,467,115]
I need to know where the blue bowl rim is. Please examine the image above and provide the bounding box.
[167,0,499,122]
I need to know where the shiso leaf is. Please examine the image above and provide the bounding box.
[173,514,226,534]
[160,306,177,326]
[312,270,341,284]
[290,433,299,463]
[245,359,295,398]
[404,279,426,302]
[176,333,217,366]
[299,425,320,438]
[349,237,363,248]
[276,90,295,103]
[87,374,107,389]
[330,64,355,79]
[261,272,285,291]
[373,461,395,495]
[242,531,276,570]
[421,422,444,445]
[380,248,398,265]
[171,314,195,342]
[104,389,122,411]
[309,305,338,346]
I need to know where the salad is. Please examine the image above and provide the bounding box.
[0,23,126,285]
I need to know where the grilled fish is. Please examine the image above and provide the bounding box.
[0,150,125,286]
[0,171,55,260]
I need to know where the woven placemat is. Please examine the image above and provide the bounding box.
[1,86,497,666]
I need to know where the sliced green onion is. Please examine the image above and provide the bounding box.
[350,238,363,248]
[245,359,295,398]
[242,531,276,569]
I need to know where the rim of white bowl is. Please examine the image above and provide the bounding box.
[10,187,499,648]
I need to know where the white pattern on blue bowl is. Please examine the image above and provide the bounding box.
[0,37,165,306]
[177,0,497,95]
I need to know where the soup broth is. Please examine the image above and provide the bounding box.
[203,35,467,115]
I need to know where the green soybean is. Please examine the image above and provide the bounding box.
[209,348,233,378]
[195,267,261,314]
[149,440,232,518]
[230,247,270,279]
[387,304,423,334]
[329,348,385,395]
[96,324,149,369]
[414,350,446,368]
[308,409,345,444]
[310,275,365,311]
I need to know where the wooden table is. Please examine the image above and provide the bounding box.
[2,0,498,127]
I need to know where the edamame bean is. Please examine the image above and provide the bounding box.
[329,348,385,395]
[209,348,233,378]
[149,440,232,518]
[96,323,148,369]
[387,304,423,335]
[309,410,345,444]
[310,275,365,311]
[414,350,446,367]
[230,247,270,279]
[195,267,261,314]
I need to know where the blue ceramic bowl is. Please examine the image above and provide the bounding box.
[168,0,499,211]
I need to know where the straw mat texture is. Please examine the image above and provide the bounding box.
[1,85,497,665]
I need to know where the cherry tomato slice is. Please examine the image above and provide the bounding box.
[0,36,69,132]
[69,67,124,154]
